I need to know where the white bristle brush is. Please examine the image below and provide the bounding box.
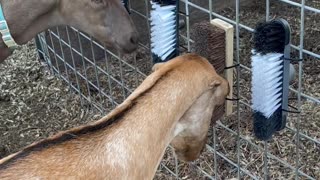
[252,51,284,117]
[251,18,296,141]
[149,0,179,63]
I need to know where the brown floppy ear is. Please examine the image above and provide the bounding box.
[152,63,165,72]
[209,79,221,89]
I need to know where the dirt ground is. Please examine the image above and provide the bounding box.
[0,0,319,179]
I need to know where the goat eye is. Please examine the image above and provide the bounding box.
[92,0,103,4]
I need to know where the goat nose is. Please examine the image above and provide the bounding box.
[130,32,139,45]
[119,32,139,53]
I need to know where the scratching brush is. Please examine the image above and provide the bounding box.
[149,0,179,63]
[251,18,293,141]
[190,19,234,121]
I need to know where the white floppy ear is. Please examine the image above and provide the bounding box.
[152,63,165,72]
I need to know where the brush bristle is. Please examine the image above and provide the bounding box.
[251,52,284,140]
[150,1,178,62]
[252,52,283,117]
[253,108,282,140]
[190,21,226,122]
[253,21,286,54]
[190,22,226,73]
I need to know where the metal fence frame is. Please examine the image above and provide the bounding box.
[36,0,319,179]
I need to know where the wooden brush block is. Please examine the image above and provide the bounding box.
[190,19,234,121]
[211,18,234,117]
[190,21,226,122]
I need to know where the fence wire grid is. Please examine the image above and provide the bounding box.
[36,0,320,179]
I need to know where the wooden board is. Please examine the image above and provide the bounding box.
[211,19,234,116]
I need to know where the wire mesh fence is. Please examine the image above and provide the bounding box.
[36,0,319,179]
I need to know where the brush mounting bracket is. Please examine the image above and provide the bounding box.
[272,19,291,45]
[225,97,240,102]
[223,64,240,102]
[282,108,300,114]
[152,0,177,5]
[277,18,292,131]
[283,57,303,62]
[224,63,240,70]
[281,103,301,115]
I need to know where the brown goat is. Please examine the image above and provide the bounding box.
[0,53,229,179]
[0,0,139,62]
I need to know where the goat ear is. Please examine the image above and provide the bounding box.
[152,63,165,72]
[209,79,221,89]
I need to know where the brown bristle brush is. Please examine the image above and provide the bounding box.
[190,19,234,121]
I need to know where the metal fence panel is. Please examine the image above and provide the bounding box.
[36,0,320,179]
